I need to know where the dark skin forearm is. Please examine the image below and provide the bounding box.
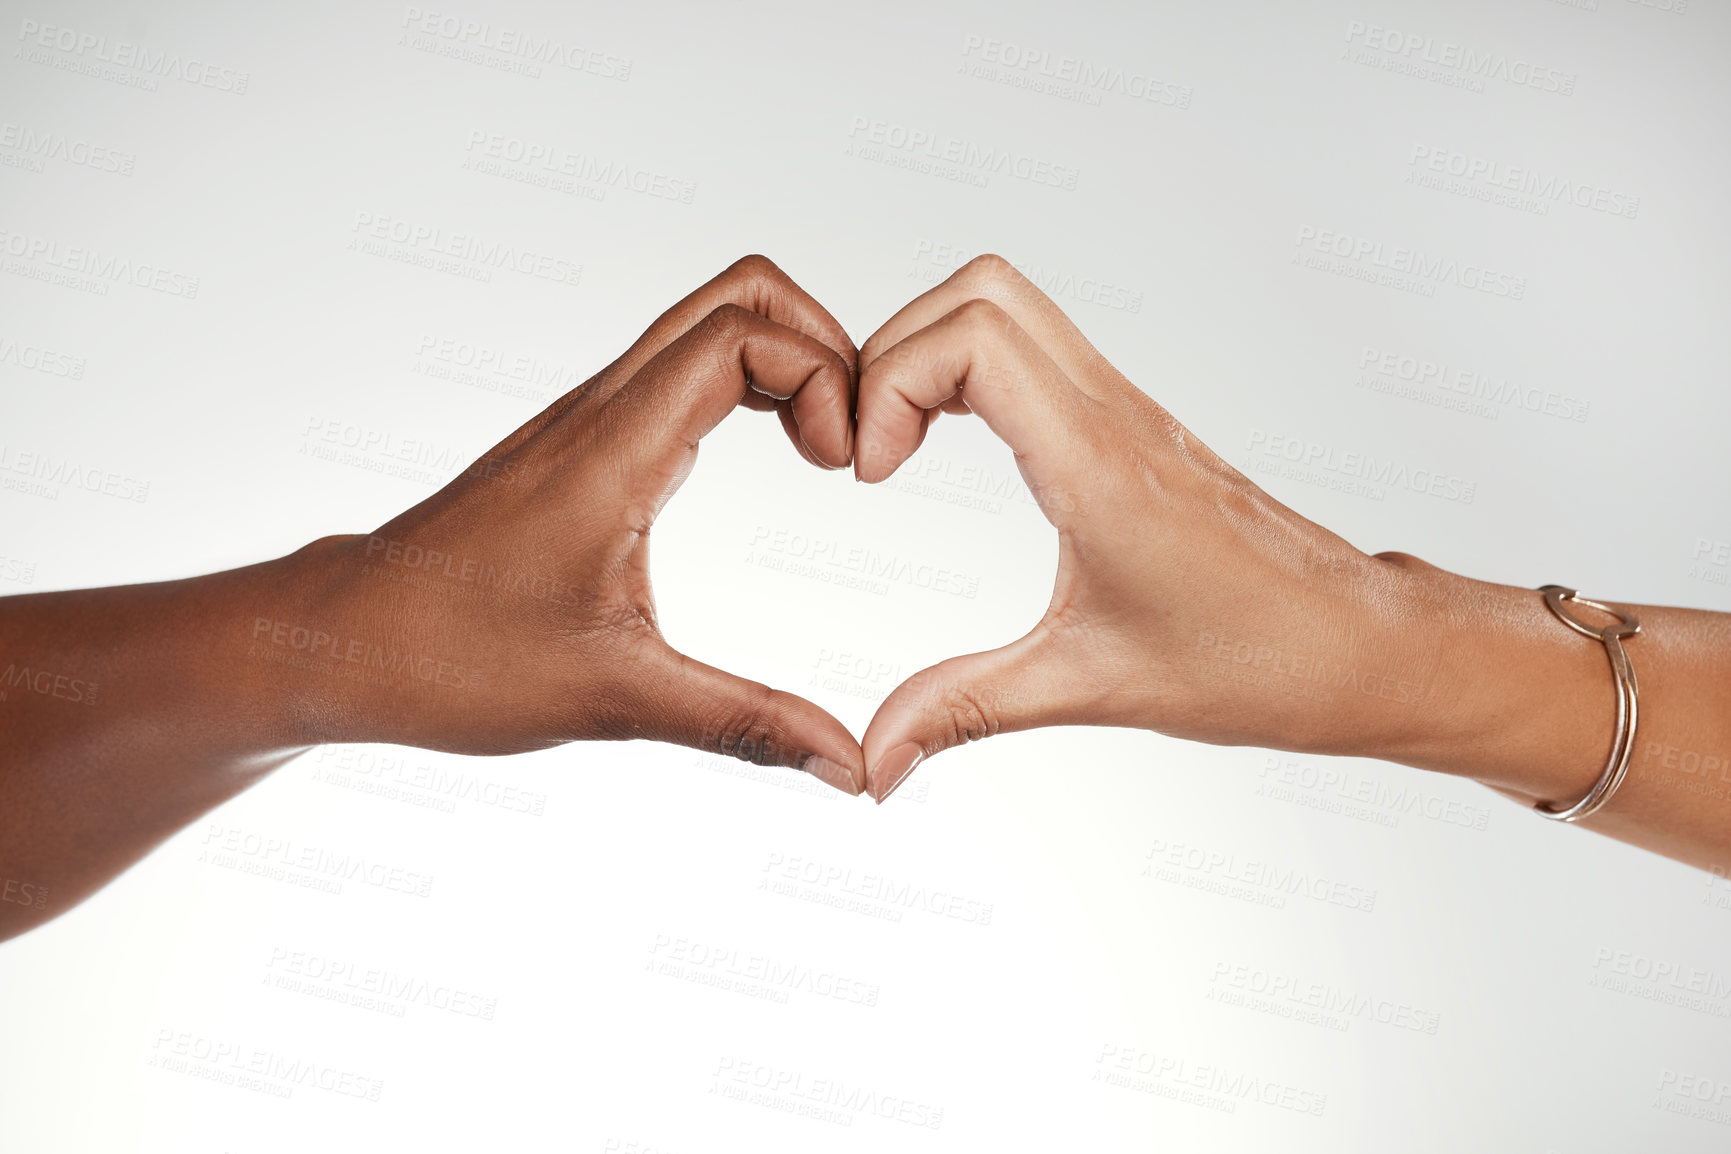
[0,555,326,939]
[0,256,875,944]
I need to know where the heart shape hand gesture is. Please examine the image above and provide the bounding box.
[303,254,1449,807]
[8,248,1719,951]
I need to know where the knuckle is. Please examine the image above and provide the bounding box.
[961,252,1043,310]
[697,301,753,340]
[961,252,1016,285]
[702,702,786,766]
[725,252,782,287]
[938,684,1000,748]
[952,296,1009,332]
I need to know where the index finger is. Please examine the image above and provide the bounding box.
[487,254,859,463]
[607,254,859,392]
[599,303,856,490]
[860,253,1124,401]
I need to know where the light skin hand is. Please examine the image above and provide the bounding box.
[0,255,868,943]
[852,256,1731,874]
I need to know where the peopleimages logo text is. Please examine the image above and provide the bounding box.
[1408,146,1638,219]
[1295,226,1525,300]
[399,8,630,78]
[0,227,201,298]
[16,19,250,92]
[0,123,135,174]
[847,117,1079,190]
[958,35,1192,108]
[1344,21,1575,95]
[349,212,582,286]
[462,132,695,204]
[1246,429,1476,504]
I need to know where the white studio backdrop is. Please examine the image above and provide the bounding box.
[2,0,1730,1150]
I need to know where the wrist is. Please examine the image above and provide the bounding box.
[1342,562,1614,803]
[249,533,511,753]
[233,534,386,750]
[1262,551,1452,759]
[1174,548,1454,758]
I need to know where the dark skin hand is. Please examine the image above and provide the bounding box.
[0,256,869,943]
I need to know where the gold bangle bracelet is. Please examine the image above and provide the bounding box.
[1533,585,1640,823]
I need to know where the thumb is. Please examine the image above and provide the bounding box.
[630,641,866,797]
[861,627,1077,804]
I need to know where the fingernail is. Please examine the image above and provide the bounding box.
[803,755,861,797]
[870,742,924,805]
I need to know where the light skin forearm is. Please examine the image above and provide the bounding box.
[1141,535,1731,869]
[1353,563,1731,870]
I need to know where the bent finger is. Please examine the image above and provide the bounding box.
[489,255,858,463]
[854,298,1096,505]
[601,303,856,483]
[860,253,1124,400]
